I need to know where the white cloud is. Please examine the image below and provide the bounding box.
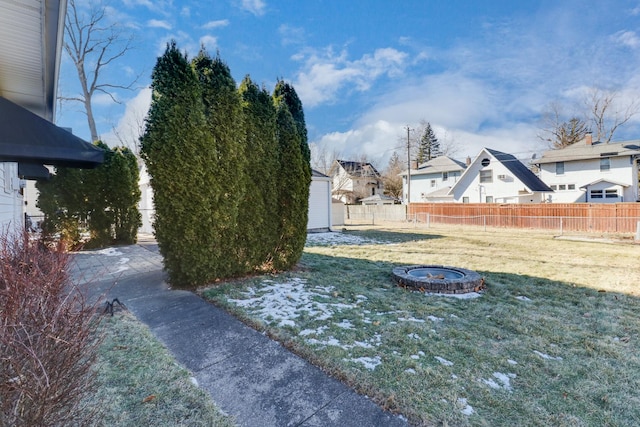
[180,6,191,18]
[612,30,640,48]
[202,19,230,29]
[279,24,305,46]
[293,47,408,107]
[147,19,172,30]
[238,0,266,16]
[102,87,152,152]
[199,35,218,52]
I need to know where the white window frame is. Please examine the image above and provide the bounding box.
[479,169,493,183]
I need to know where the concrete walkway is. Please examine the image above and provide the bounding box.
[71,237,407,427]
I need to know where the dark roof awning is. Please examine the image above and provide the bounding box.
[18,162,51,180]
[0,96,104,168]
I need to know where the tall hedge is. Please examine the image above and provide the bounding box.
[141,41,311,287]
[238,76,279,269]
[193,50,246,278]
[140,41,214,286]
[271,101,311,270]
[36,142,141,249]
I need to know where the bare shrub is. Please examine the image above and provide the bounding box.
[0,230,102,426]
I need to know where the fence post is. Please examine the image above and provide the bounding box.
[635,221,640,242]
[483,215,486,232]
[427,213,430,229]
[372,212,375,226]
[560,217,563,236]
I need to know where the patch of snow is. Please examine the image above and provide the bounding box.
[349,356,382,371]
[336,319,354,329]
[404,368,416,374]
[407,333,420,340]
[398,317,425,323]
[507,359,518,365]
[449,314,459,318]
[424,291,483,299]
[410,354,420,360]
[306,337,344,347]
[481,372,516,392]
[458,398,475,416]
[109,266,130,275]
[418,350,425,356]
[353,340,374,349]
[427,315,444,322]
[435,356,454,366]
[299,326,328,336]
[190,377,199,386]
[534,350,563,361]
[95,248,123,256]
[515,295,531,301]
[451,374,458,379]
[118,257,129,265]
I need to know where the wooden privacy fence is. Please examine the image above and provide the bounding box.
[408,203,640,234]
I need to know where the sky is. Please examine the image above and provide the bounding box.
[56,0,640,170]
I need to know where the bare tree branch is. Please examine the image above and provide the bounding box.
[63,0,138,142]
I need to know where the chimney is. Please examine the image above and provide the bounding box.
[465,156,471,166]
[585,132,592,146]
[411,160,419,169]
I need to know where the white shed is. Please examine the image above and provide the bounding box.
[308,169,332,231]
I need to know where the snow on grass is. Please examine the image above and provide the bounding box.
[458,398,475,416]
[348,355,382,371]
[480,372,516,392]
[515,295,532,301]
[534,350,563,361]
[424,291,483,299]
[336,319,354,329]
[305,232,387,246]
[427,315,444,322]
[435,356,454,366]
[507,359,518,365]
[398,317,426,323]
[228,278,341,327]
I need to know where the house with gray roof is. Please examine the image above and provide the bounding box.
[448,148,553,203]
[535,134,640,203]
[329,160,384,204]
[400,156,466,203]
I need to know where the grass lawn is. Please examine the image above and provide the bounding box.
[84,311,236,426]
[202,225,640,426]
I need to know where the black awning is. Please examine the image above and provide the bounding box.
[18,162,51,180]
[0,96,104,168]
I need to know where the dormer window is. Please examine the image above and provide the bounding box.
[556,162,564,175]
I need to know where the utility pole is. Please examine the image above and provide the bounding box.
[405,125,413,205]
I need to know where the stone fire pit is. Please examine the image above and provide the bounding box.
[392,265,484,294]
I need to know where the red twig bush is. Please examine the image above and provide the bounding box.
[0,231,101,426]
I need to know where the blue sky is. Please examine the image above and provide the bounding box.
[57,0,640,169]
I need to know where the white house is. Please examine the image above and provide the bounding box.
[448,148,553,203]
[308,169,332,231]
[400,156,466,203]
[0,0,104,229]
[536,134,640,203]
[329,160,384,204]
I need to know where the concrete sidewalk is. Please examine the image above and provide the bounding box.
[71,239,407,427]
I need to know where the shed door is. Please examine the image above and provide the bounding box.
[308,179,330,230]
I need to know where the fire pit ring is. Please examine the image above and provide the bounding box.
[392,265,484,294]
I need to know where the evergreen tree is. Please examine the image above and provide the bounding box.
[417,123,441,163]
[141,41,213,286]
[238,76,279,269]
[192,49,246,277]
[271,100,310,270]
[273,80,311,166]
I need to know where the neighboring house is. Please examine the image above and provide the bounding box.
[535,134,640,203]
[400,156,466,203]
[329,159,384,204]
[0,0,104,228]
[360,194,396,205]
[448,148,553,203]
[308,169,332,231]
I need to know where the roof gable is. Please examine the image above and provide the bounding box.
[537,140,640,164]
[335,159,381,178]
[403,155,466,176]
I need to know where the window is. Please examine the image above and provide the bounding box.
[605,189,618,198]
[481,158,490,167]
[442,171,449,181]
[431,179,436,187]
[600,158,610,171]
[462,197,469,203]
[568,184,575,190]
[485,196,494,203]
[550,185,557,190]
[479,170,492,183]
[556,161,565,175]
[371,187,376,196]
[591,190,603,198]
[558,184,566,191]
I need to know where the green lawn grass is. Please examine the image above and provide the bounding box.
[84,311,236,427]
[203,225,640,426]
